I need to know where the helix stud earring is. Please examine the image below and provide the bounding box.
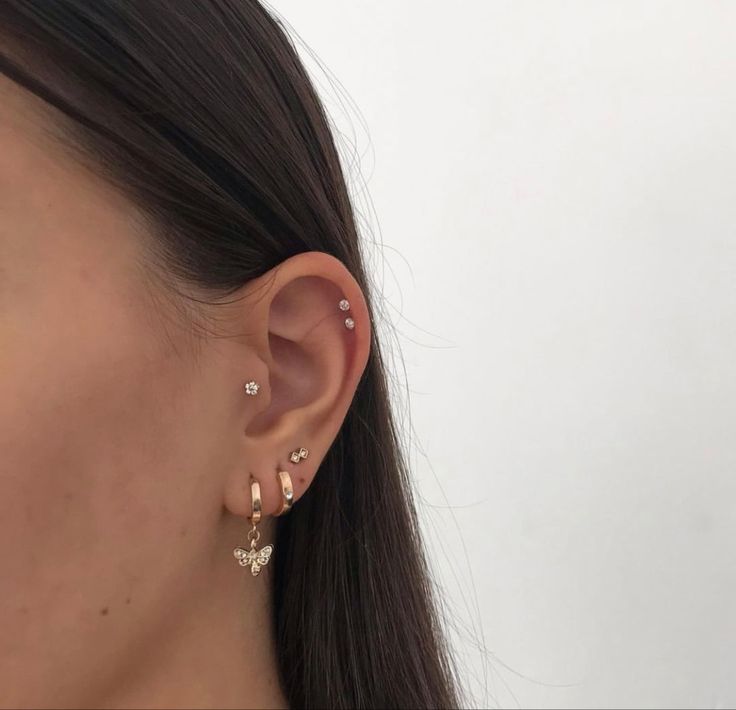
[275,470,294,516]
[339,298,355,329]
[289,447,309,464]
[232,477,273,576]
[244,380,260,396]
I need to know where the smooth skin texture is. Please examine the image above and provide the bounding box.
[0,76,371,709]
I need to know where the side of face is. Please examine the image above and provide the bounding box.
[0,76,237,705]
[0,62,374,705]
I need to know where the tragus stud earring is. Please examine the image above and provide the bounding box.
[244,380,260,396]
[289,447,309,464]
[232,477,273,576]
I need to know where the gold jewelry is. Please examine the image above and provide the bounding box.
[275,470,294,516]
[232,477,273,576]
[339,299,354,329]
[289,446,309,463]
[243,380,260,396]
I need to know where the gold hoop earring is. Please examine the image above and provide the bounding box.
[233,477,273,576]
[275,470,294,516]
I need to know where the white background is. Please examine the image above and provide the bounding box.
[268,2,736,707]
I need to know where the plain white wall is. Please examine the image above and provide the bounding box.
[267,2,736,707]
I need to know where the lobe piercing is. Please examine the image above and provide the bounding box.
[232,477,273,576]
[289,447,309,463]
[244,380,260,396]
[275,470,294,516]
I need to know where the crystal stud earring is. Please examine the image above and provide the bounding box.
[339,298,354,329]
[244,380,260,396]
[289,447,309,464]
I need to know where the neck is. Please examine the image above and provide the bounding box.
[100,515,287,710]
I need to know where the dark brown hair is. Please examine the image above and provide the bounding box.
[0,2,463,707]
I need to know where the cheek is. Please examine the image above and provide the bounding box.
[0,271,221,693]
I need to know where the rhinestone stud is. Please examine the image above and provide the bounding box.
[344,317,355,330]
[290,447,309,463]
[244,380,260,396]
[339,298,350,311]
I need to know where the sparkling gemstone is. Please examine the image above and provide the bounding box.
[344,317,355,330]
[339,299,350,311]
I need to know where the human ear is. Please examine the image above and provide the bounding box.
[221,251,371,518]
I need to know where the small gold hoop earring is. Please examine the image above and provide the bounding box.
[275,470,294,516]
[232,477,273,576]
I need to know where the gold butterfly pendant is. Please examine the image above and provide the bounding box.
[233,543,273,576]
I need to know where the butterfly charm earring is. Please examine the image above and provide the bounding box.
[233,477,273,577]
